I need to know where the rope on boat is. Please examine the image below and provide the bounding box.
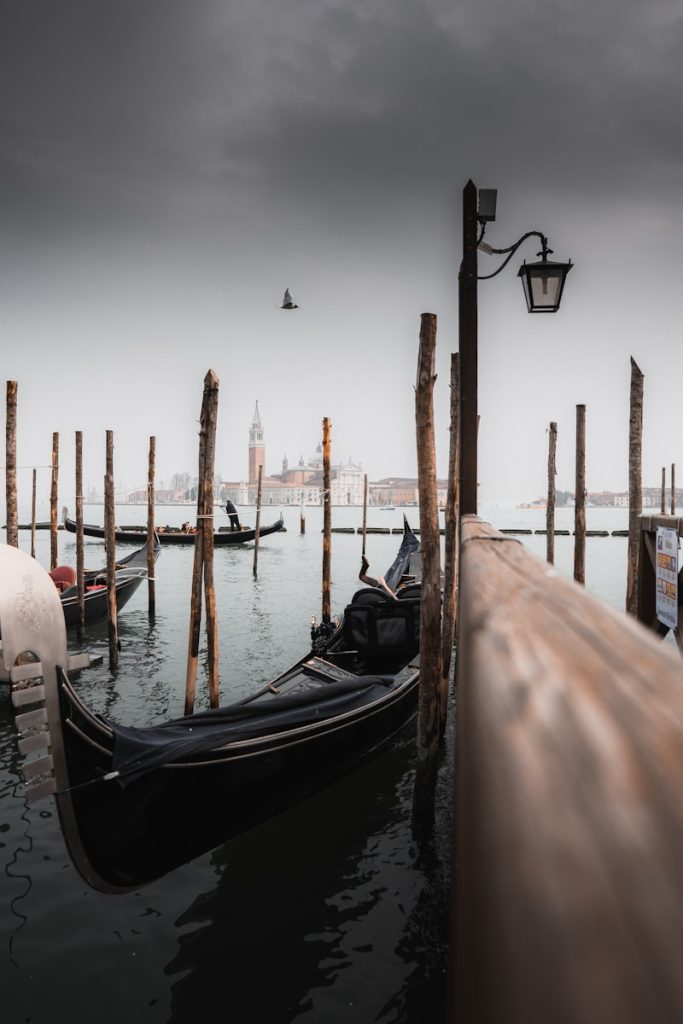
[55,770,120,795]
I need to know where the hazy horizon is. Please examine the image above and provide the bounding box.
[3,1,683,510]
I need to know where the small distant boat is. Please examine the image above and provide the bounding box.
[379,506,396,511]
[62,508,284,546]
[3,522,422,891]
[52,541,160,628]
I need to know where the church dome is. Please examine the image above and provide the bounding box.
[307,443,323,469]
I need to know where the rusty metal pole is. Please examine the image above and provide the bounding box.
[322,417,332,624]
[5,381,18,549]
[547,422,557,565]
[626,358,643,616]
[459,180,478,517]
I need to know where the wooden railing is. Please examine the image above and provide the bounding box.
[454,515,683,1024]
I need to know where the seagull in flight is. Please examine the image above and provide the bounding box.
[281,288,299,309]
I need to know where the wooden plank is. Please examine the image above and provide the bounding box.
[19,731,50,755]
[456,515,683,1024]
[15,707,48,732]
[25,777,56,803]
[22,754,53,780]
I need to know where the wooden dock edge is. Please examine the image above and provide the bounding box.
[454,515,683,1024]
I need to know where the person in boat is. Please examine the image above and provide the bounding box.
[181,522,196,534]
[225,499,241,531]
[358,554,397,599]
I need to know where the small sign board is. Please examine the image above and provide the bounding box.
[656,526,679,630]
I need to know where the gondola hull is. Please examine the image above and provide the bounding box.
[62,510,284,545]
[58,543,159,627]
[2,522,421,894]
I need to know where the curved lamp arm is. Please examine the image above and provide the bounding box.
[477,228,551,281]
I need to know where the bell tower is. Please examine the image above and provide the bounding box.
[248,401,265,484]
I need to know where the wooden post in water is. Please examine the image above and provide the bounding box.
[574,405,586,586]
[361,473,368,557]
[50,431,59,570]
[546,422,557,565]
[253,463,263,579]
[322,417,332,624]
[104,430,119,669]
[413,313,442,824]
[30,468,37,559]
[147,436,156,618]
[185,371,220,713]
[300,493,306,534]
[672,464,676,515]
[661,467,666,514]
[439,351,460,737]
[75,431,85,642]
[5,381,18,548]
[626,358,643,616]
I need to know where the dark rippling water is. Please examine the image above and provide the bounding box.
[1,503,452,1023]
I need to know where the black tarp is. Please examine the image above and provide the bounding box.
[110,675,394,786]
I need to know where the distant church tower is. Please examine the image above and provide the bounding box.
[248,402,265,484]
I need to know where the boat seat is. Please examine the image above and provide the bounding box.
[49,565,76,593]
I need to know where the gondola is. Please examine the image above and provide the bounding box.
[62,507,284,545]
[1,524,421,893]
[53,541,160,628]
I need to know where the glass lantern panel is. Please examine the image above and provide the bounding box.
[528,269,563,310]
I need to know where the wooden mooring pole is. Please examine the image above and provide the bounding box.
[322,417,332,624]
[147,436,156,618]
[413,313,442,823]
[185,370,220,713]
[104,430,119,669]
[456,515,683,1024]
[75,431,85,642]
[5,381,18,549]
[439,351,459,737]
[300,493,306,535]
[661,467,666,514]
[30,467,36,559]
[253,463,263,579]
[574,404,586,585]
[626,357,643,616]
[361,473,368,557]
[50,431,59,570]
[546,421,557,565]
[672,463,676,515]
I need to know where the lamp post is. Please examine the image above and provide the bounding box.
[459,180,572,516]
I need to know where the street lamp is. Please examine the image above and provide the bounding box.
[459,180,572,515]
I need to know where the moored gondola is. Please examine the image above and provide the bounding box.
[53,541,160,628]
[2,523,421,893]
[62,507,284,545]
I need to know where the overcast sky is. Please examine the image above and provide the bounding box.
[2,0,683,506]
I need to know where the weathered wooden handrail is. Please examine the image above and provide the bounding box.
[455,515,683,1024]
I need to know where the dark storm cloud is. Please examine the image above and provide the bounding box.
[1,0,682,235]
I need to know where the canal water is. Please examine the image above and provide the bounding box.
[1,500,632,1022]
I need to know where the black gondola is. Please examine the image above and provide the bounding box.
[53,541,160,628]
[62,507,284,545]
[2,523,421,893]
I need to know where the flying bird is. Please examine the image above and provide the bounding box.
[281,288,299,309]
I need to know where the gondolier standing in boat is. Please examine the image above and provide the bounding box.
[225,499,241,531]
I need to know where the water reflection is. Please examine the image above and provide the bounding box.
[164,732,450,1023]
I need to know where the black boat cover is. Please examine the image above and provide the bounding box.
[110,675,395,786]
